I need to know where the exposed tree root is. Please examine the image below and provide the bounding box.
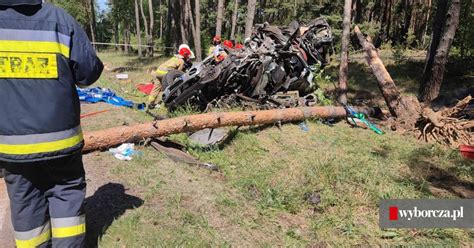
[416,96,473,147]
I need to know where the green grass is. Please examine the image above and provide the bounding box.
[95,122,473,247]
[85,51,473,247]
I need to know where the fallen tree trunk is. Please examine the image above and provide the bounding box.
[354,25,421,127]
[83,106,348,152]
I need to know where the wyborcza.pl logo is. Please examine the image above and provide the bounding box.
[389,206,463,221]
[380,199,474,228]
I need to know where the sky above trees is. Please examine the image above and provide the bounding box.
[97,0,107,11]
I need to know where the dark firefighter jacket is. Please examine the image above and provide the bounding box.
[0,0,104,162]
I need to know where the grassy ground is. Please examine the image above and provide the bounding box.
[81,51,473,247]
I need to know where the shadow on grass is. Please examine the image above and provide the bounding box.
[404,147,474,198]
[85,183,144,247]
[126,56,165,68]
[323,57,472,102]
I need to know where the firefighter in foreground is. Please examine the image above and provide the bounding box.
[147,44,194,110]
[0,0,103,247]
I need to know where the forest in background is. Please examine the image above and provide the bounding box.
[46,0,473,59]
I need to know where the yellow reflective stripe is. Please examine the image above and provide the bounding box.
[155,69,168,76]
[0,52,58,79]
[0,40,70,58]
[0,132,83,155]
[51,224,85,238]
[15,231,51,248]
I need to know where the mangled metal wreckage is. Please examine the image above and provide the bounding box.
[162,18,333,111]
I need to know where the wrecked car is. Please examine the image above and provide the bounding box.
[162,17,333,111]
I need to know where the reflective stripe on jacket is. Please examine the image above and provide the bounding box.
[0,3,103,162]
[156,56,184,75]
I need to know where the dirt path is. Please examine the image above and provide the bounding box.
[0,181,14,248]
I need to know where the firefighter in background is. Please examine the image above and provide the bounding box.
[0,0,103,247]
[207,35,222,56]
[147,44,194,110]
[213,40,234,62]
[223,40,234,49]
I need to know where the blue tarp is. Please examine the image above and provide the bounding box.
[77,87,145,110]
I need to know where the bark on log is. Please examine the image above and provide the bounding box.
[419,0,460,102]
[83,106,348,153]
[338,0,352,105]
[354,25,421,127]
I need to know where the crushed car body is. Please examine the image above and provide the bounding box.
[162,18,333,111]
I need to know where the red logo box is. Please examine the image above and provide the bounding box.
[389,206,398,221]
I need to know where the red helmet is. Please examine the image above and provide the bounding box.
[223,40,233,49]
[178,44,193,59]
[212,36,221,46]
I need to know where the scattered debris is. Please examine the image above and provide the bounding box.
[80,109,114,119]
[189,128,231,147]
[78,87,145,110]
[344,105,384,135]
[305,191,321,206]
[459,145,474,160]
[304,191,321,213]
[115,73,129,80]
[416,96,473,147]
[298,122,309,132]
[163,18,333,111]
[109,143,139,161]
[150,139,219,171]
[111,67,140,73]
[136,83,154,95]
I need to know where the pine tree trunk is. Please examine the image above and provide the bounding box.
[338,0,352,105]
[167,0,181,50]
[160,14,163,39]
[385,0,392,40]
[139,0,150,56]
[293,0,297,17]
[83,106,349,153]
[421,0,433,46]
[180,0,188,44]
[419,0,461,102]
[420,0,448,100]
[184,0,201,61]
[148,0,154,56]
[124,23,130,54]
[166,0,173,49]
[230,0,239,40]
[245,0,257,38]
[194,0,202,61]
[400,0,413,44]
[380,0,393,42]
[134,0,143,57]
[354,0,363,23]
[159,0,163,39]
[114,22,119,51]
[88,0,97,49]
[354,25,421,125]
[216,0,225,37]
